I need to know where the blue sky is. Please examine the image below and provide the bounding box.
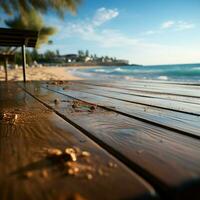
[1,0,200,65]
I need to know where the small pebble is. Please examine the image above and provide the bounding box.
[14,114,18,120]
[41,169,48,178]
[86,173,93,180]
[81,151,90,157]
[73,167,80,173]
[54,98,60,104]
[67,167,79,176]
[68,168,75,175]
[98,168,104,175]
[108,161,117,168]
[65,148,77,161]
[113,163,117,168]
[24,171,33,178]
[47,148,62,156]
[108,161,114,167]
[65,148,75,154]
[65,161,73,167]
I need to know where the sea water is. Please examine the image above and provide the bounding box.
[70,63,200,82]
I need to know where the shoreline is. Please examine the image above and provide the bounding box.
[1,65,199,83]
[0,66,92,81]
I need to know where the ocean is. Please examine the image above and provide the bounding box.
[70,63,200,82]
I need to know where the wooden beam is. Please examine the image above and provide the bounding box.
[4,57,8,82]
[21,44,26,82]
[0,28,38,48]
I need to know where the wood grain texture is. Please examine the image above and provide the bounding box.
[42,84,200,139]
[75,80,200,98]
[71,81,200,105]
[81,78,200,86]
[58,82,200,115]
[22,82,200,200]
[0,82,157,200]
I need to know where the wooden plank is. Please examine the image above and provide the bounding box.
[77,79,200,89]
[42,83,200,139]
[0,83,157,200]
[21,82,200,200]
[60,82,200,115]
[118,79,200,86]
[80,78,200,86]
[68,81,200,105]
[76,80,200,98]
[0,27,38,47]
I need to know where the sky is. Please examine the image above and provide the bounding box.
[1,0,200,65]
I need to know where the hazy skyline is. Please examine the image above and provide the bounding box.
[1,0,200,65]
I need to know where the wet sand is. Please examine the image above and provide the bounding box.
[0,66,85,81]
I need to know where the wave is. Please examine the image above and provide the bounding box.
[94,69,107,72]
[115,67,124,72]
[93,67,135,74]
[158,76,168,80]
[72,64,200,82]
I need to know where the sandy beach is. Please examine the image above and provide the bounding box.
[0,66,84,81]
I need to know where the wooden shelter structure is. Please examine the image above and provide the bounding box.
[0,28,38,82]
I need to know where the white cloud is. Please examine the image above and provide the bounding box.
[176,21,195,31]
[97,29,138,47]
[93,7,119,26]
[144,20,195,36]
[161,20,195,31]
[161,21,175,29]
[54,7,139,48]
[61,23,139,48]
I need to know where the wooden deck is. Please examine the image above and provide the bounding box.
[0,79,200,200]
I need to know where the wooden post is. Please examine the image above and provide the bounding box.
[4,57,8,82]
[22,44,26,82]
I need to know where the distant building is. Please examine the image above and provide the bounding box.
[85,56,92,62]
[57,54,78,63]
[65,54,78,63]
[54,56,65,62]
[52,53,129,65]
[105,58,113,63]
[115,59,129,65]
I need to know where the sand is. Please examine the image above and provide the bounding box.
[0,66,84,81]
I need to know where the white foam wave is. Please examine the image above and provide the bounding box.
[192,67,200,71]
[115,67,123,72]
[158,76,168,80]
[94,69,107,72]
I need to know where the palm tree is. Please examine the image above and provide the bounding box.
[1,0,81,46]
[0,0,81,17]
